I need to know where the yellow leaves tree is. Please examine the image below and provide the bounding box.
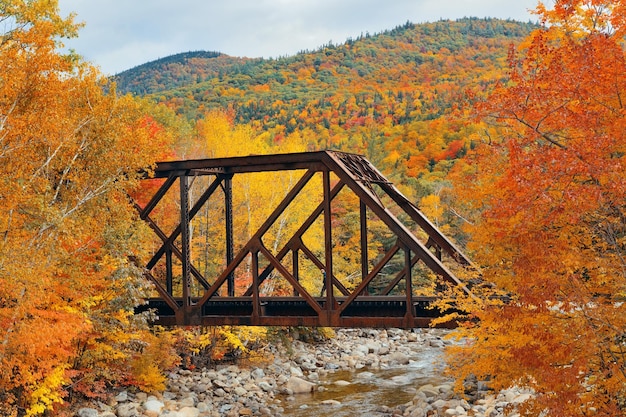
[0,1,176,414]
[191,111,323,295]
[447,1,626,415]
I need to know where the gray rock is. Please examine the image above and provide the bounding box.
[178,396,196,407]
[258,381,273,392]
[114,391,128,403]
[212,379,228,388]
[162,391,177,401]
[429,339,445,348]
[116,403,139,417]
[251,368,265,379]
[431,399,448,409]
[76,408,98,417]
[352,344,370,356]
[143,398,164,413]
[418,384,440,398]
[289,366,304,377]
[159,411,180,417]
[285,376,316,394]
[191,383,209,393]
[387,352,410,364]
[196,402,212,413]
[177,407,200,417]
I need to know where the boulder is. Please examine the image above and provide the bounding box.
[285,376,316,394]
[143,398,164,413]
[116,403,140,417]
[76,408,98,417]
[387,351,410,364]
[177,407,200,417]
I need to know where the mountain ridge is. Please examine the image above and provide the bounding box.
[114,18,536,99]
[115,17,537,195]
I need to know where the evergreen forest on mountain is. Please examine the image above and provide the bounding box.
[0,1,624,416]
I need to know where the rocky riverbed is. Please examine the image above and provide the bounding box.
[75,328,531,417]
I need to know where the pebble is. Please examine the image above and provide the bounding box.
[72,328,532,417]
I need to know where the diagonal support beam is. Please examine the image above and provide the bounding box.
[323,152,472,295]
[137,151,476,327]
[135,203,211,290]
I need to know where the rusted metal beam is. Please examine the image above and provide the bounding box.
[224,175,235,296]
[179,175,192,309]
[135,203,211,290]
[133,150,474,328]
[140,296,458,329]
[138,175,177,220]
[322,151,471,295]
[152,152,328,177]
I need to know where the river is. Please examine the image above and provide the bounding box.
[279,345,449,416]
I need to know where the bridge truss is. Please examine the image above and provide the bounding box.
[133,151,472,328]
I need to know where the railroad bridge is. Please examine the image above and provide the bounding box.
[133,150,474,328]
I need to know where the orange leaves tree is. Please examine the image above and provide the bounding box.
[446,1,626,415]
[0,1,175,415]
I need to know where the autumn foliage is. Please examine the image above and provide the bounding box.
[0,1,177,415]
[4,0,625,415]
[446,1,626,415]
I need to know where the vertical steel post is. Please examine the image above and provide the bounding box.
[323,169,334,320]
[292,249,299,296]
[166,248,173,295]
[251,250,260,320]
[179,174,192,308]
[404,245,414,324]
[360,200,369,295]
[225,175,235,296]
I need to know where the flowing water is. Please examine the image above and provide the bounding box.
[278,348,449,416]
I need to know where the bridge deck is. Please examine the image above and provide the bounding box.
[140,296,457,328]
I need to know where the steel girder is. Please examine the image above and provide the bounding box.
[133,150,472,328]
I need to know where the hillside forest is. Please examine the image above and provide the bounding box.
[0,0,624,416]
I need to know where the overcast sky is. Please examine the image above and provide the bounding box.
[58,0,541,75]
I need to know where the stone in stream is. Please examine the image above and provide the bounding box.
[285,376,316,393]
[333,379,351,386]
[387,351,410,364]
[418,383,440,398]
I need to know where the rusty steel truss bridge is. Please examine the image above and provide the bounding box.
[133,151,474,328]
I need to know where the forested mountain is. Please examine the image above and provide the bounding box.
[114,50,256,95]
[117,18,535,199]
[119,19,535,122]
